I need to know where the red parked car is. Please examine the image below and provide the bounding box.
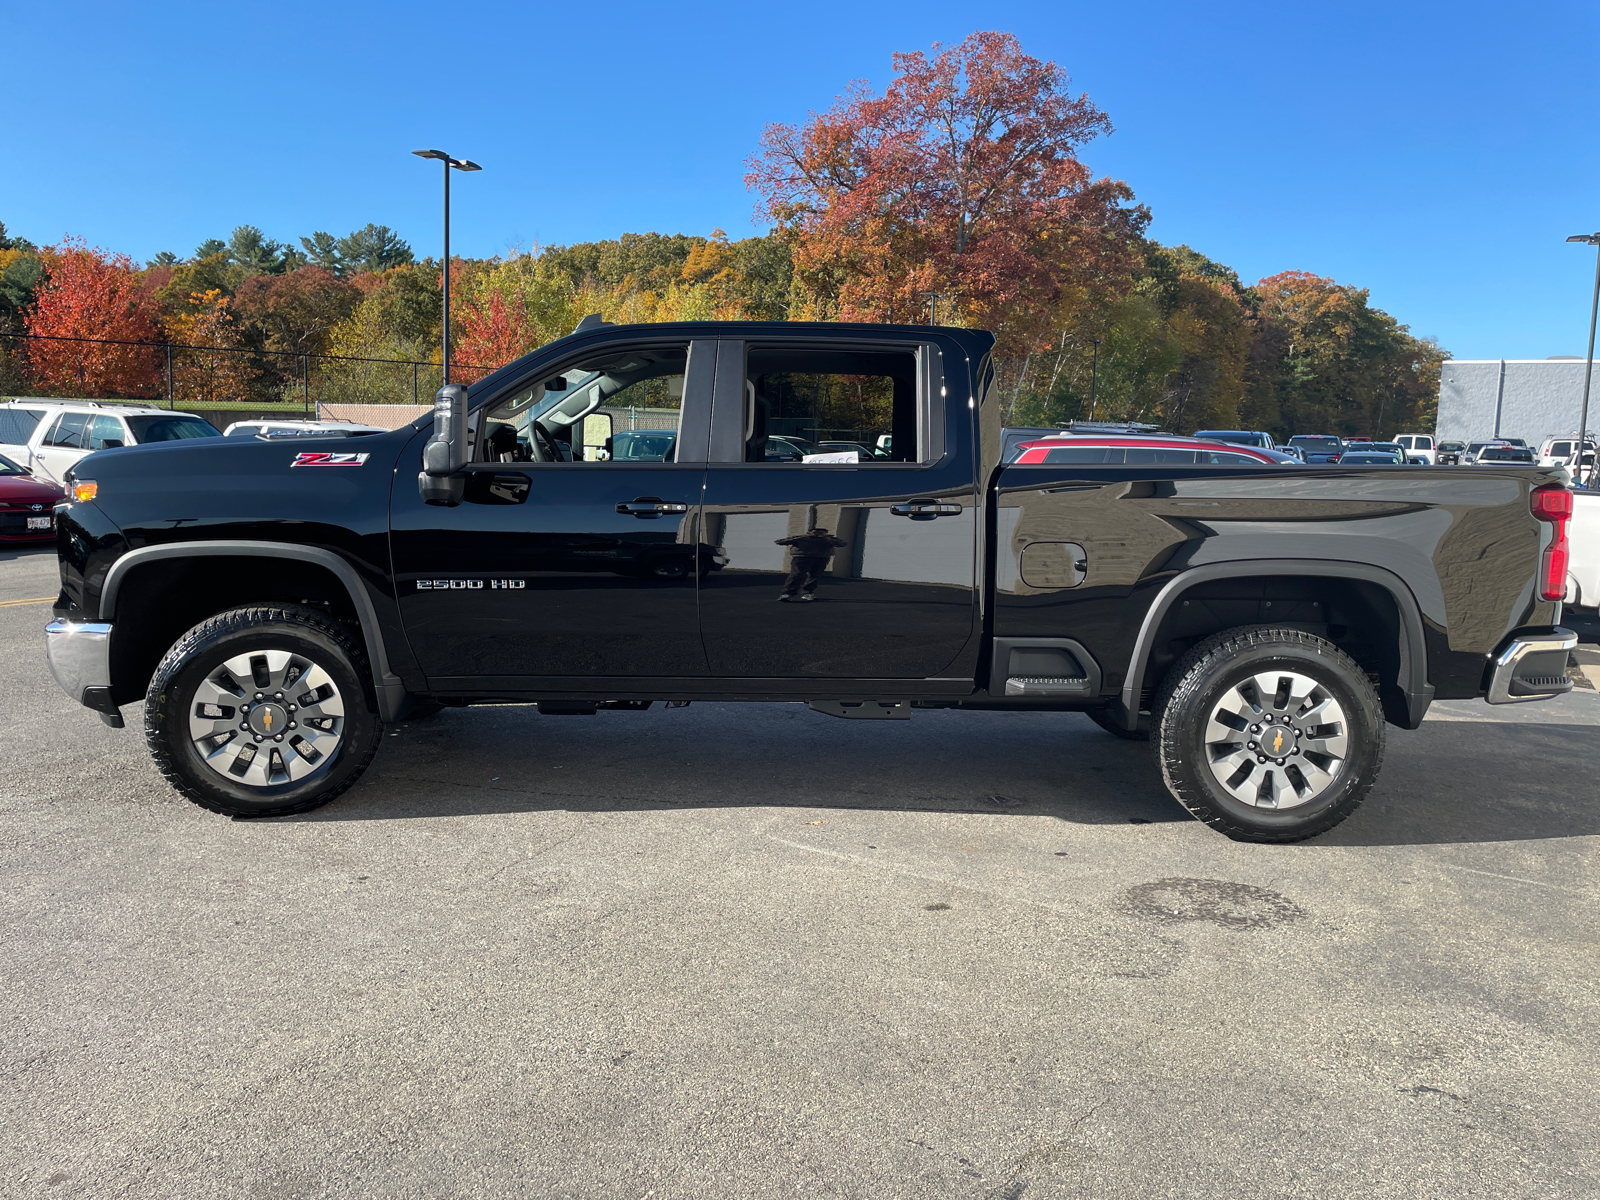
[1011,433,1285,466]
[0,452,65,543]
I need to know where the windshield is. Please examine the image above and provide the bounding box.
[127,415,221,442]
[1196,431,1266,448]
[1439,442,1465,452]
[1290,437,1341,451]
[0,452,28,475]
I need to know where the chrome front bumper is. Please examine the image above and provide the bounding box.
[1485,626,1578,704]
[44,618,113,707]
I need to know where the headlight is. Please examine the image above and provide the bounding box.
[72,480,98,502]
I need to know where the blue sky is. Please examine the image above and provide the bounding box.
[4,0,1598,360]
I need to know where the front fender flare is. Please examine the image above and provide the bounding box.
[98,540,406,722]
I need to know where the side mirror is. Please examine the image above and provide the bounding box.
[419,383,469,506]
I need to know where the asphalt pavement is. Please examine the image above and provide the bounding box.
[3,543,1597,1199]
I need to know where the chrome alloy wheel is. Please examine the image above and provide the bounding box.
[1203,670,1349,810]
[186,649,345,788]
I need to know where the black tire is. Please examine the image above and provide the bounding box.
[1153,626,1385,843]
[1085,705,1150,741]
[145,604,383,818]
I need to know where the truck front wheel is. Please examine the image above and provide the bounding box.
[1154,627,1385,842]
[145,605,383,818]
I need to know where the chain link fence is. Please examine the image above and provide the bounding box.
[0,331,492,415]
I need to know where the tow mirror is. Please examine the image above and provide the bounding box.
[419,383,469,506]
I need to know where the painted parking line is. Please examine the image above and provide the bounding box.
[0,596,55,608]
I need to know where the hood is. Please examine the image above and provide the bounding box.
[0,473,65,505]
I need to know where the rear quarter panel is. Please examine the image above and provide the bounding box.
[990,463,1564,701]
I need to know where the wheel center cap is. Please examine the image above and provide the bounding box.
[1264,726,1292,757]
[247,703,287,737]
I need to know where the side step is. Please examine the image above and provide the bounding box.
[807,700,911,720]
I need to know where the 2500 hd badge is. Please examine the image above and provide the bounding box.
[415,579,526,590]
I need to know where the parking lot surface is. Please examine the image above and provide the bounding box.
[3,545,1598,1199]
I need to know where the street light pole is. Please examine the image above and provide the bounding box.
[1566,233,1600,488]
[413,149,482,385]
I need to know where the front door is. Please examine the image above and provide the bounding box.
[390,337,714,686]
[696,336,979,680]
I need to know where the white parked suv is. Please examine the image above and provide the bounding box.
[0,400,221,486]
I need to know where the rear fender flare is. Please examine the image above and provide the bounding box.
[1117,559,1432,731]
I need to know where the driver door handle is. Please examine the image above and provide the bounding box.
[890,499,963,520]
[617,496,690,518]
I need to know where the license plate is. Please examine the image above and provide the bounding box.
[27,516,52,530]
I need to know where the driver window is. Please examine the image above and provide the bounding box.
[479,344,688,464]
[87,415,126,450]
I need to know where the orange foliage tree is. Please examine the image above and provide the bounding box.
[25,238,162,397]
[450,259,530,382]
[164,289,256,405]
[747,32,1148,354]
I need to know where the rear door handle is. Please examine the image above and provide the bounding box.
[890,499,963,520]
[617,496,690,518]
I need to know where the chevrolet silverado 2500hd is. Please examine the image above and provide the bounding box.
[44,319,1578,841]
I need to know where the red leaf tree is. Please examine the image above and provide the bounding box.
[25,237,163,397]
[747,32,1148,354]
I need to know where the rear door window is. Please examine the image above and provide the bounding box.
[1125,448,1199,464]
[1042,446,1115,464]
[44,412,89,449]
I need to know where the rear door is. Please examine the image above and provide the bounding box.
[390,335,716,686]
[696,335,979,680]
[33,412,89,484]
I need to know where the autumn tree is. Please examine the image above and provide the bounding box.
[748,31,1147,355]
[164,289,257,405]
[24,238,162,397]
[1254,271,1445,438]
[232,266,360,358]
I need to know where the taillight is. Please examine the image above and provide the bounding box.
[1531,484,1573,601]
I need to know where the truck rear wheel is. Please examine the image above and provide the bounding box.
[145,604,382,818]
[1154,627,1384,842]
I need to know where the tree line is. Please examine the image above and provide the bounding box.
[0,31,1445,434]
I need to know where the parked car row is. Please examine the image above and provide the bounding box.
[1,400,396,487]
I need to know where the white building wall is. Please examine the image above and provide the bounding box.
[1437,359,1600,447]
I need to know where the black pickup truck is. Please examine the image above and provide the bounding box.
[44,319,1578,841]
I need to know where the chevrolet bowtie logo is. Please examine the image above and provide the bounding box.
[262,709,275,731]
[1267,729,1287,755]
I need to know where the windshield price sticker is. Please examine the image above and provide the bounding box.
[291,452,370,468]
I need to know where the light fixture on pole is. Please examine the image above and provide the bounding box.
[413,149,482,384]
[919,291,944,326]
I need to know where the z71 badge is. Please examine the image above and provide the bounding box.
[291,452,370,468]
